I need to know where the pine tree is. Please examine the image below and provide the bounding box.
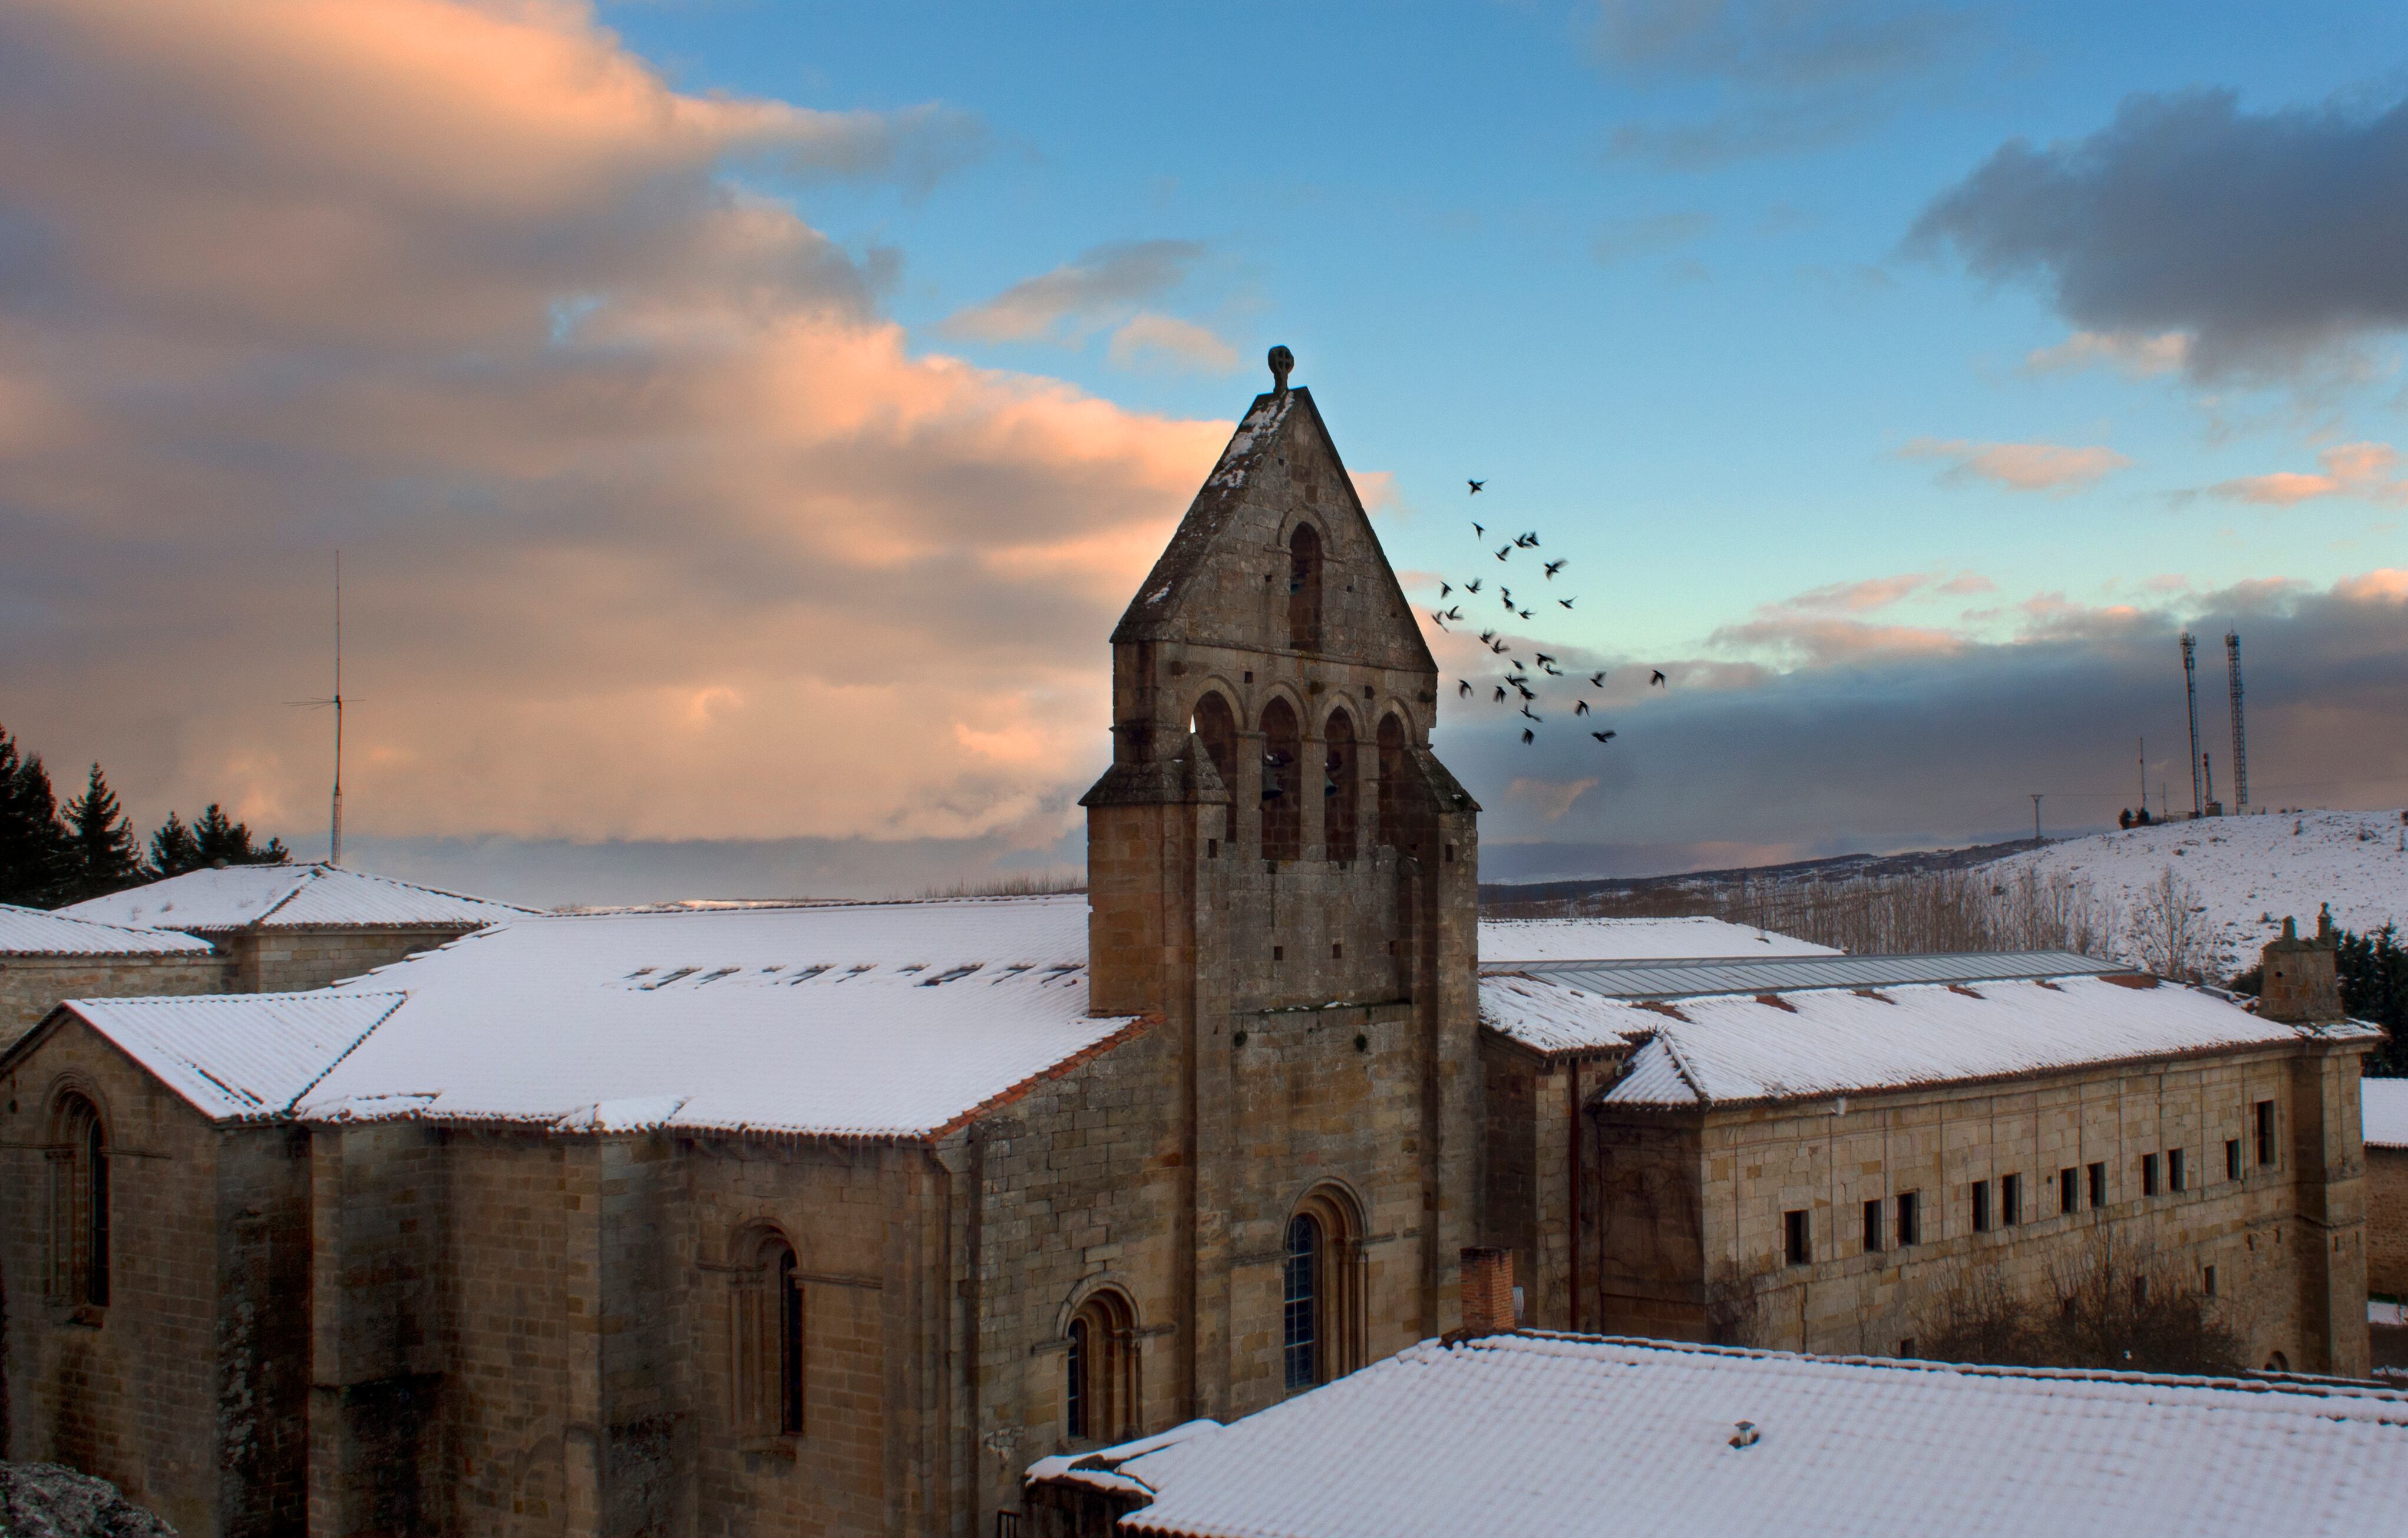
[146,811,203,879]
[192,803,289,867]
[61,762,145,902]
[0,722,74,907]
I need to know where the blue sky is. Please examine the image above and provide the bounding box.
[4,1,2404,902]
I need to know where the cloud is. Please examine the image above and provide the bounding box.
[1591,211,1715,266]
[0,0,1233,875]
[2023,329,2191,379]
[1105,312,1240,374]
[1507,777,1600,823]
[940,240,1207,344]
[2209,441,2408,506]
[1593,0,1980,169]
[1911,88,2408,379]
[1471,570,2408,882]
[1781,572,1937,613]
[1898,437,2132,493]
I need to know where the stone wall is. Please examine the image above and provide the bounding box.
[1578,1039,2372,1375]
[0,1016,307,1538]
[0,953,230,1053]
[224,926,478,994]
[2370,1146,2408,1298]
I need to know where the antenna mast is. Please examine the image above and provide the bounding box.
[331,551,344,865]
[2179,632,2202,818]
[2225,631,2247,814]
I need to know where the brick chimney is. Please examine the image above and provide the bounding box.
[2259,905,2343,1024]
[1459,1247,1516,1336]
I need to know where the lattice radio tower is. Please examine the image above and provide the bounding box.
[2179,632,2202,818]
[2225,631,2248,814]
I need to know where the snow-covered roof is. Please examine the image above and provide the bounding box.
[164,893,1125,1140]
[60,862,533,933]
[2365,1078,2408,1151]
[1481,971,2353,1102]
[1477,915,1836,965]
[1506,948,2117,1000]
[0,902,217,956]
[1083,1333,2408,1538]
[45,993,404,1120]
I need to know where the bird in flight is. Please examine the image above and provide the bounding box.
[1520,705,1542,722]
[1558,598,1575,610]
[1519,608,1534,619]
[1574,700,1591,717]
[1438,580,1452,598]
[1469,480,1485,494]
[1464,577,1482,594]
[1494,685,1509,702]
[1534,653,1555,666]
[1544,560,1565,579]
[1471,521,1485,539]
[1589,671,1607,687]
[1431,609,1450,629]
[1515,532,1540,549]
[1479,629,1497,643]
[1521,728,1535,744]
[1591,730,1617,743]
[1444,606,1464,621]
[1458,679,1473,698]
[1495,545,1513,562]
[1650,670,1667,687]
[1489,638,1509,654]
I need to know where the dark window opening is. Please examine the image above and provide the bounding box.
[1323,708,1359,861]
[1193,691,1237,788]
[733,1234,805,1441]
[2059,1167,2078,1215]
[1375,714,1411,850]
[1260,698,1302,862]
[1783,1209,1811,1266]
[1898,1337,1916,1358]
[2087,1161,2106,1209]
[1065,1318,1089,1439]
[1971,1180,1992,1233]
[2254,1100,2277,1169]
[2001,1173,2021,1226]
[1287,523,1324,652]
[2169,1148,2187,1193]
[2225,1138,2241,1181]
[2141,1153,2159,1197]
[1862,1198,1884,1254]
[49,1093,108,1310]
[1895,1191,1920,1247]
[777,1248,805,1435]
[2202,1265,2218,1298]
[1284,1214,1322,1390]
[1065,1289,1137,1443]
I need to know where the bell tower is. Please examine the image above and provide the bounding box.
[1082,348,1481,1420]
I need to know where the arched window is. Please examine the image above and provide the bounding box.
[1287,523,1323,652]
[1282,1186,1365,1392]
[1323,708,1358,862]
[1376,713,1413,852]
[1065,1288,1138,1443]
[1193,690,1237,790]
[49,1091,108,1310]
[731,1232,806,1439]
[1260,698,1302,863]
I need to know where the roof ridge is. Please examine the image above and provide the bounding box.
[246,863,323,926]
[285,993,412,1111]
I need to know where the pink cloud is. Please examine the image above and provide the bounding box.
[0,0,1230,851]
[1898,437,2133,494]
[2022,329,2190,379]
[2211,442,2408,506]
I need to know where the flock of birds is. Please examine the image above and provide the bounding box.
[1433,478,1666,747]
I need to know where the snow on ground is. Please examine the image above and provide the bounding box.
[1982,808,2408,970]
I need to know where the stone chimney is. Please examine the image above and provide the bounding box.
[2259,905,2343,1024]
[1459,1247,1517,1336]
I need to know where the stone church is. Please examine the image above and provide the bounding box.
[0,354,2377,1537]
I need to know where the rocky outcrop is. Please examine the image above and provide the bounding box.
[0,1463,176,1538]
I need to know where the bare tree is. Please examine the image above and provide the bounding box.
[2125,866,2225,981]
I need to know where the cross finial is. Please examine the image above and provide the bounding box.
[1268,344,1293,394]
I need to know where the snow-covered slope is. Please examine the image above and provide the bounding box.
[1983,808,2408,971]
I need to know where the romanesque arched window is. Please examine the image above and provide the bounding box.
[1287,523,1323,652]
[1375,712,1412,853]
[49,1091,108,1311]
[1323,707,1358,862]
[1282,1186,1365,1392]
[1260,698,1302,863]
[730,1230,806,1438]
[1193,690,1237,790]
[1064,1287,1138,1443]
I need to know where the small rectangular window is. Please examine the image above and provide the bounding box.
[1862,1197,1884,1254]
[2202,1265,2218,1298]
[2059,1167,2078,1214]
[2087,1161,2106,1209]
[2168,1148,2186,1193]
[1271,945,1284,962]
[1207,838,1218,859]
[2141,1153,2159,1197]
[1970,1180,1991,1233]
[1783,1209,1811,1267]
[2255,1100,2277,1168]
[1330,942,1343,959]
[2225,1138,2241,1181]
[1896,1191,1920,1247]
[1898,1336,1916,1358]
[2001,1173,2021,1226]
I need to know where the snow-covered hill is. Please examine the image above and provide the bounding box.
[1981,808,2408,973]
